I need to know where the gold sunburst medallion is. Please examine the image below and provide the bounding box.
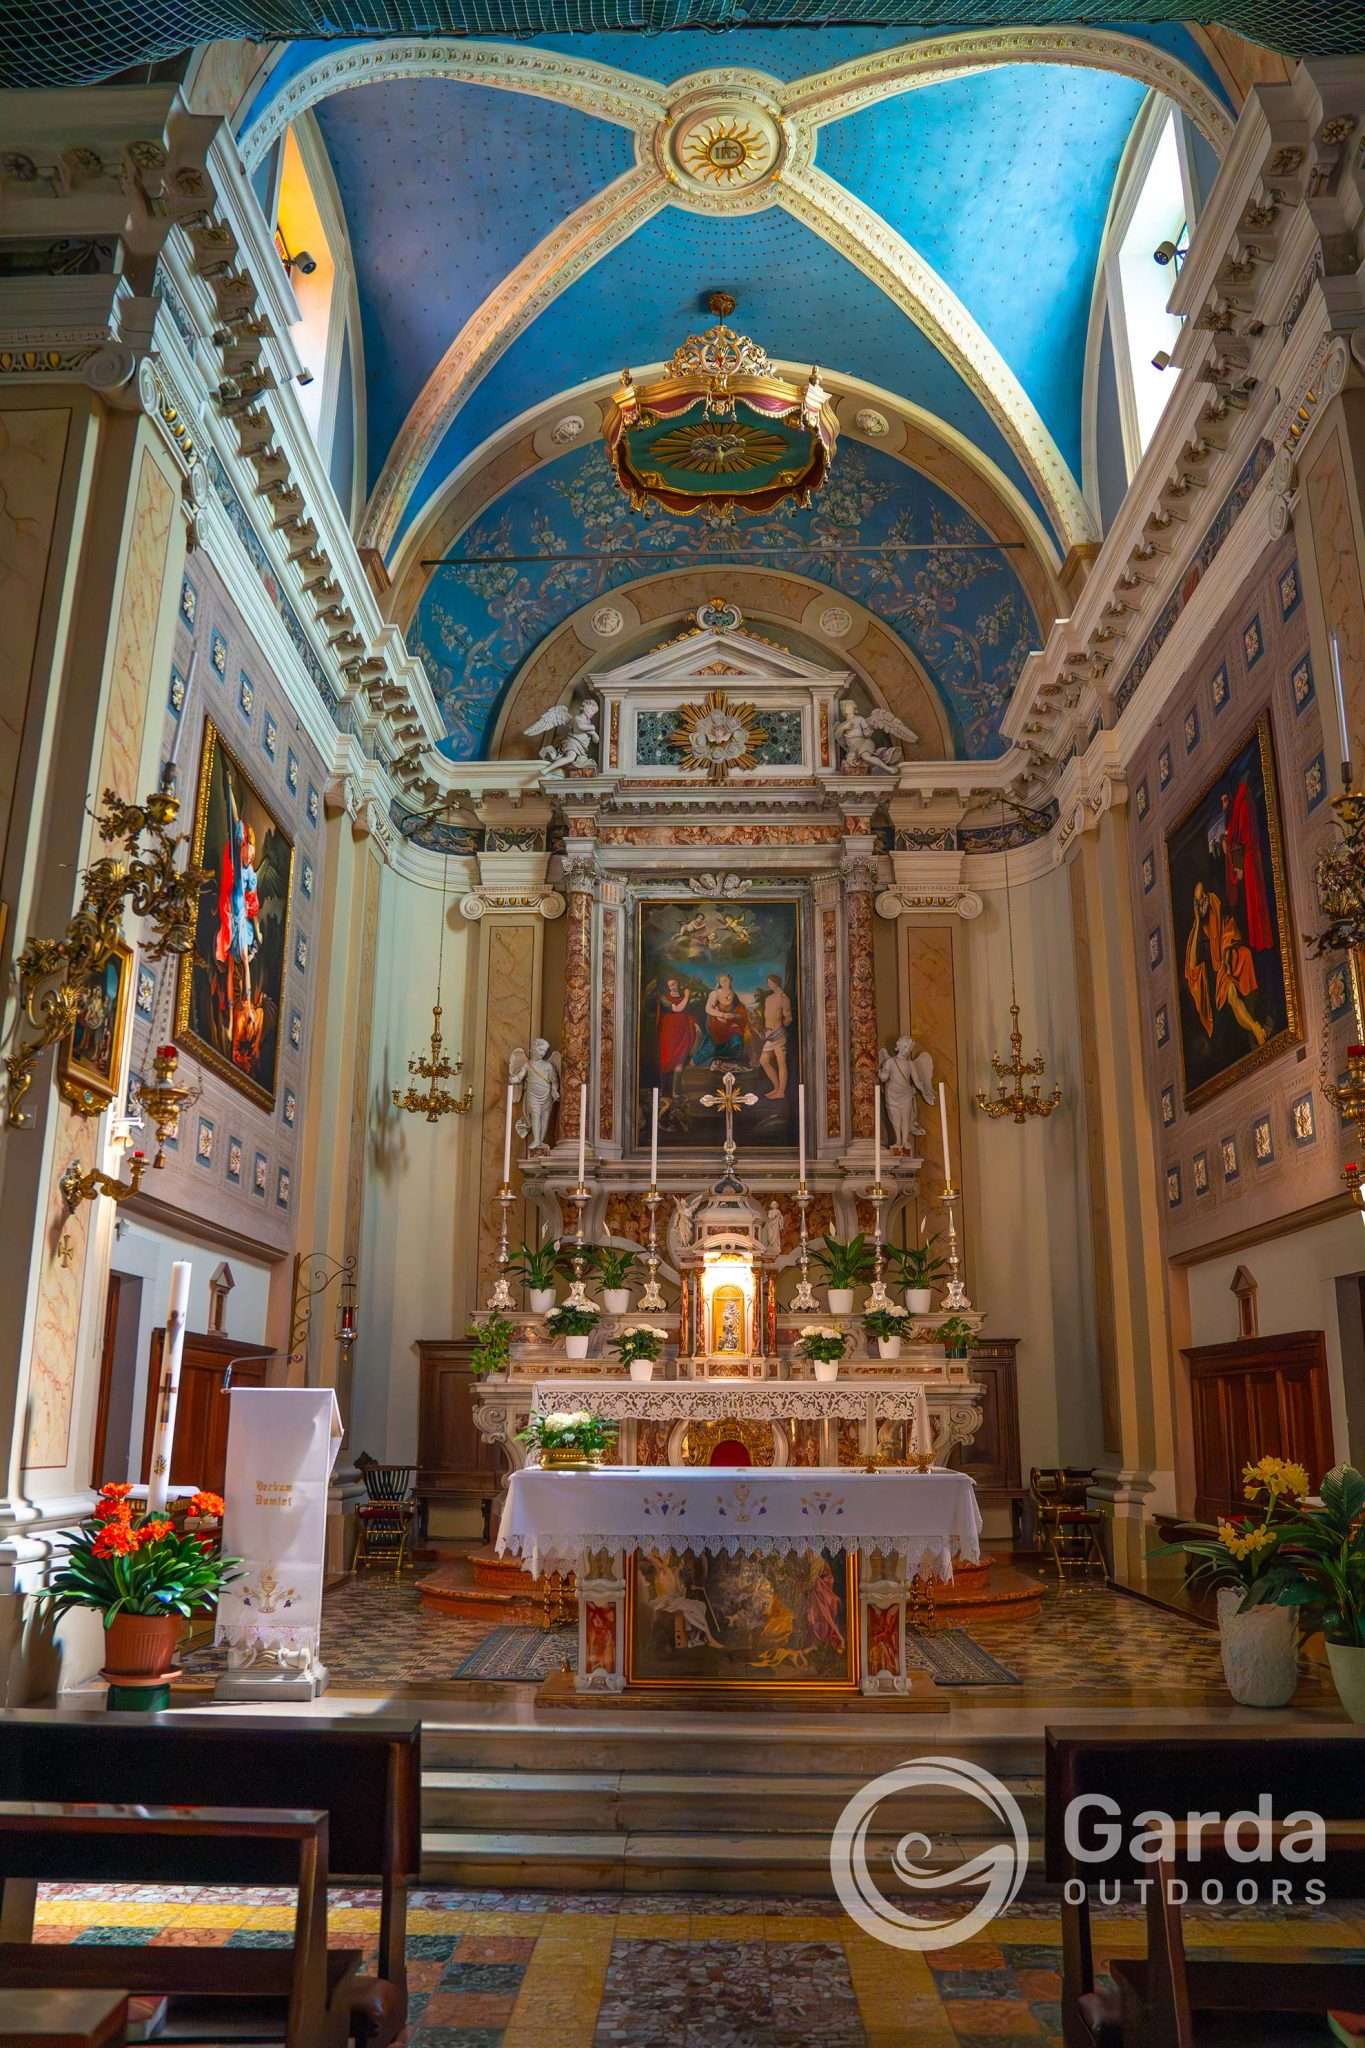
[649,420,789,476]
[682,117,770,185]
[667,691,769,783]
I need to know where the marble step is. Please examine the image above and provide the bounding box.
[422,1764,1042,1836]
[420,1823,1043,1893]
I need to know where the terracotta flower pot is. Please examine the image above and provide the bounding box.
[101,1610,184,1684]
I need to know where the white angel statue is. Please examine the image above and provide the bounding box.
[879,1036,934,1153]
[834,698,918,774]
[523,695,600,774]
[508,1038,561,1153]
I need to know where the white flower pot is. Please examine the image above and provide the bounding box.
[628,1359,655,1383]
[813,1360,840,1382]
[1327,1641,1365,1723]
[1217,1585,1299,1707]
[905,1288,933,1316]
[528,1288,555,1314]
[603,1289,631,1315]
[564,1333,591,1360]
[827,1289,855,1315]
[877,1337,903,1360]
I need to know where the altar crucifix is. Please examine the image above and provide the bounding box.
[700,1069,758,1185]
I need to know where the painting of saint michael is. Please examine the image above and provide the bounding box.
[176,719,295,1110]
[628,1547,856,1689]
[636,896,801,1150]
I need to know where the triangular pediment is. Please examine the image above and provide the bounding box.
[596,627,852,693]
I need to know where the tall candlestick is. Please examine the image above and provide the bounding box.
[147,1260,191,1512]
[874,1084,881,1185]
[502,1083,515,1186]
[650,1086,659,1185]
[577,1082,587,1185]
[939,1080,952,1182]
[1332,632,1353,783]
[797,1082,806,1185]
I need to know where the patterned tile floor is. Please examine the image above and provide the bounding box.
[32,1883,1365,2045]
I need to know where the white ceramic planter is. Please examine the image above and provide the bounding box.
[603,1289,632,1315]
[827,1289,855,1315]
[1217,1585,1299,1707]
[528,1288,555,1314]
[813,1360,840,1382]
[905,1288,933,1315]
[628,1359,655,1383]
[564,1333,591,1360]
[877,1337,903,1360]
[1327,1641,1365,1723]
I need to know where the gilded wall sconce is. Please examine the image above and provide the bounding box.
[59,1148,149,1214]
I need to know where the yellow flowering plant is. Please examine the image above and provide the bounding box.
[1152,1452,1309,1610]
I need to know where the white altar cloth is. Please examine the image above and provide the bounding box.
[496,1465,981,1579]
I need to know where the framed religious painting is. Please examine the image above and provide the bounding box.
[57,938,132,1114]
[176,718,295,1110]
[1165,710,1301,1111]
[625,1545,859,1692]
[635,895,802,1150]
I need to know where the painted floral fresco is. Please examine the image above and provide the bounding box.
[410,439,1040,761]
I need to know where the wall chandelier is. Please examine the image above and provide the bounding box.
[392,814,474,1122]
[975,804,1063,1125]
[603,291,837,522]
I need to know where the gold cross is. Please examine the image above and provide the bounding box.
[699,1068,758,1173]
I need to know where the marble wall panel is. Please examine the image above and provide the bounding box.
[477,920,538,1300]
[0,406,70,875]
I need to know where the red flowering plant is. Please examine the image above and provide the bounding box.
[38,1483,240,1629]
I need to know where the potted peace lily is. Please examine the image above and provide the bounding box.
[507,1239,564,1315]
[589,1245,637,1316]
[798,1325,848,1383]
[612,1322,669,1384]
[890,1231,948,1316]
[811,1234,873,1316]
[862,1300,911,1360]
[518,1410,618,1471]
[1154,1454,1307,1708]
[1243,1463,1365,1720]
[547,1300,600,1361]
[38,1483,239,1692]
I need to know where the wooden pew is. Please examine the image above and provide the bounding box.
[1046,1727,1365,2047]
[0,1802,352,2048]
[0,1711,421,2047]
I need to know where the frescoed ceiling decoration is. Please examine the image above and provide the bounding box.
[224,25,1238,760]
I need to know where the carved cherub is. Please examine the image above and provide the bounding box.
[835,698,918,773]
[523,695,600,773]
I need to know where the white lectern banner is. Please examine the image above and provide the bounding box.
[215,1388,343,1662]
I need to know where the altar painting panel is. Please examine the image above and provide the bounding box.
[636,896,801,1150]
[1164,712,1300,1111]
[626,1546,858,1690]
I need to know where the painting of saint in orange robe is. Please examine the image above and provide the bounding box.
[1183,883,1266,1050]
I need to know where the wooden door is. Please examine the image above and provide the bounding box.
[417,1339,502,1477]
[140,1332,272,1496]
[1185,1330,1333,1522]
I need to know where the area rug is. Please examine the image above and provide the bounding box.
[906,1627,1021,1685]
[452,1625,578,1681]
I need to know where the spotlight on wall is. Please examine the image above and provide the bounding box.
[1151,349,1173,372]
[1153,238,1187,269]
[275,230,319,279]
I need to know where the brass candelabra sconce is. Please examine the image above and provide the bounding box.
[1325,1043,1365,1214]
[59,1148,149,1215]
[136,1042,196,1166]
[5,774,205,1129]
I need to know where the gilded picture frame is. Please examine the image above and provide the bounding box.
[175,718,296,1111]
[1164,709,1301,1112]
[625,1544,860,1692]
[57,938,133,1115]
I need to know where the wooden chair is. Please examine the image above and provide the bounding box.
[0,1710,420,2048]
[355,1457,419,1574]
[1030,1466,1106,1578]
[1046,1727,1365,2046]
[0,1801,353,2048]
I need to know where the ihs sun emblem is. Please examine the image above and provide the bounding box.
[683,117,770,186]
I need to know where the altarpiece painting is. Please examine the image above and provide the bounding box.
[626,1545,857,1689]
[1165,710,1300,1110]
[635,896,802,1149]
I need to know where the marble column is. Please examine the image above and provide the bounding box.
[559,856,597,1152]
[843,852,880,1143]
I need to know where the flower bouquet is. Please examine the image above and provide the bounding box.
[547,1300,601,1359]
[611,1322,669,1383]
[798,1325,847,1381]
[517,1410,618,1470]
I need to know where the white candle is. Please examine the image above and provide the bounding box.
[577,1082,587,1184]
[147,1260,191,1513]
[1332,632,1353,779]
[798,1083,807,1184]
[938,1080,952,1183]
[874,1085,881,1184]
[650,1086,659,1186]
[502,1083,515,1186]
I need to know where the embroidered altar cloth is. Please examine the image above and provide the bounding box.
[496,1465,981,1578]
